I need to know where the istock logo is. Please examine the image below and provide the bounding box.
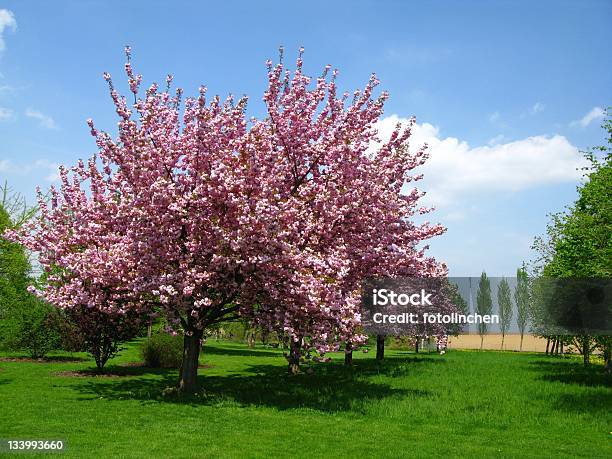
[362,277,612,336]
[372,288,432,306]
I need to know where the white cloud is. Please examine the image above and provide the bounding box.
[0,106,13,120]
[488,111,500,123]
[25,108,57,129]
[0,84,17,94]
[530,102,545,114]
[521,102,545,118]
[487,134,506,146]
[0,158,59,182]
[375,115,587,206]
[0,9,16,53]
[33,159,60,181]
[570,106,605,128]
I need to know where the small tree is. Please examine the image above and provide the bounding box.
[497,277,513,349]
[66,306,144,370]
[476,272,492,350]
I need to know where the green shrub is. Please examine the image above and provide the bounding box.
[0,294,60,359]
[141,332,184,368]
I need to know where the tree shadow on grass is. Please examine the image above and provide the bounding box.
[0,355,89,363]
[0,375,11,386]
[201,344,284,358]
[552,391,612,414]
[72,356,437,413]
[528,359,612,415]
[349,354,445,378]
[0,365,11,385]
[55,363,175,378]
[528,359,612,387]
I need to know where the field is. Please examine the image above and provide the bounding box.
[449,334,550,352]
[0,341,610,458]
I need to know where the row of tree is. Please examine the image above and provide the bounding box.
[470,271,531,351]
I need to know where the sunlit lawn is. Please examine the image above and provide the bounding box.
[0,340,610,458]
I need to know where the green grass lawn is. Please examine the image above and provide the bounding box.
[0,340,610,458]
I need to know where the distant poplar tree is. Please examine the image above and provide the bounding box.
[497,277,513,349]
[514,266,530,351]
[476,272,492,350]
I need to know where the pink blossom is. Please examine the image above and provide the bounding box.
[6,47,451,377]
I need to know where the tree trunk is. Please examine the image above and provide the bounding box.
[577,336,591,366]
[94,354,108,372]
[551,338,555,355]
[415,337,420,354]
[288,338,301,374]
[601,343,611,374]
[344,341,353,366]
[92,337,112,372]
[480,334,484,351]
[247,330,255,348]
[178,329,203,394]
[519,333,524,352]
[545,338,550,355]
[376,335,385,361]
[552,338,557,355]
[501,333,505,350]
[577,336,588,365]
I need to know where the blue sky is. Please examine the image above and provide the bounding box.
[0,0,610,275]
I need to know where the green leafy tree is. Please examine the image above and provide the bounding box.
[0,193,31,328]
[0,186,60,358]
[0,195,30,295]
[476,272,492,350]
[497,277,513,349]
[532,109,611,369]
